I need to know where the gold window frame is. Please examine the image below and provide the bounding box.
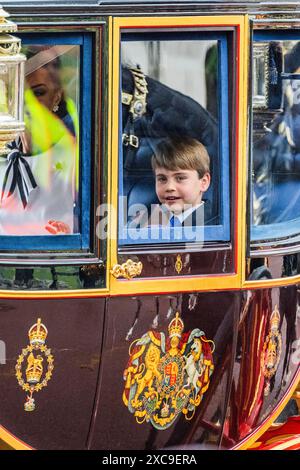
[107,15,249,296]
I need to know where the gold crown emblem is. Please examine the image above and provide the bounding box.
[270,305,280,331]
[168,312,184,338]
[28,318,48,345]
[25,353,43,384]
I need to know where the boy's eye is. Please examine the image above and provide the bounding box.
[156,176,167,182]
[176,176,187,181]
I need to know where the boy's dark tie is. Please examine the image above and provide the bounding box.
[169,215,182,228]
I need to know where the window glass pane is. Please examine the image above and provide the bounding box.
[0,44,80,236]
[119,33,230,246]
[252,38,300,242]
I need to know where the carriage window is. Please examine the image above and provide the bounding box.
[251,33,300,245]
[0,33,92,251]
[119,32,231,246]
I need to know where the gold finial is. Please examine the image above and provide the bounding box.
[0,7,17,33]
[270,305,280,331]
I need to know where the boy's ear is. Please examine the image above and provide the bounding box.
[199,172,211,192]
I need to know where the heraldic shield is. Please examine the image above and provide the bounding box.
[122,312,215,430]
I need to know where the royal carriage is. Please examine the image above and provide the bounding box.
[0,0,299,451]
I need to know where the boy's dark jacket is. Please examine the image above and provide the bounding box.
[128,200,216,229]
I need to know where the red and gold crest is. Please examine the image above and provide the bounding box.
[261,305,282,396]
[123,312,214,430]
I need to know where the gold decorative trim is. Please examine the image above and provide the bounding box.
[292,381,300,413]
[261,305,282,396]
[234,370,300,450]
[110,259,143,280]
[0,425,33,450]
[175,255,183,274]
[15,318,54,412]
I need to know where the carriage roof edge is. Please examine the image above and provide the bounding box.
[1,0,299,7]
[2,0,300,17]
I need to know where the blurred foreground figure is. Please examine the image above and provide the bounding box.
[0,45,78,235]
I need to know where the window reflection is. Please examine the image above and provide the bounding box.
[253,42,269,109]
[0,45,80,236]
[252,39,300,240]
[122,40,219,118]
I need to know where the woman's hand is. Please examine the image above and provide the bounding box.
[45,220,71,234]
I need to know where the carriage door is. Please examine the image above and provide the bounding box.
[88,16,249,450]
[0,20,108,450]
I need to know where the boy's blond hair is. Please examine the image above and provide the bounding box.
[151,137,210,178]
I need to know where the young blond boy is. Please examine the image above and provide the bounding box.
[128,137,211,230]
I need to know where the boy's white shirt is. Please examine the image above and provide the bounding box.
[161,201,204,223]
[133,201,205,228]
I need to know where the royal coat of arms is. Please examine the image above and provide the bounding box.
[122,312,214,430]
